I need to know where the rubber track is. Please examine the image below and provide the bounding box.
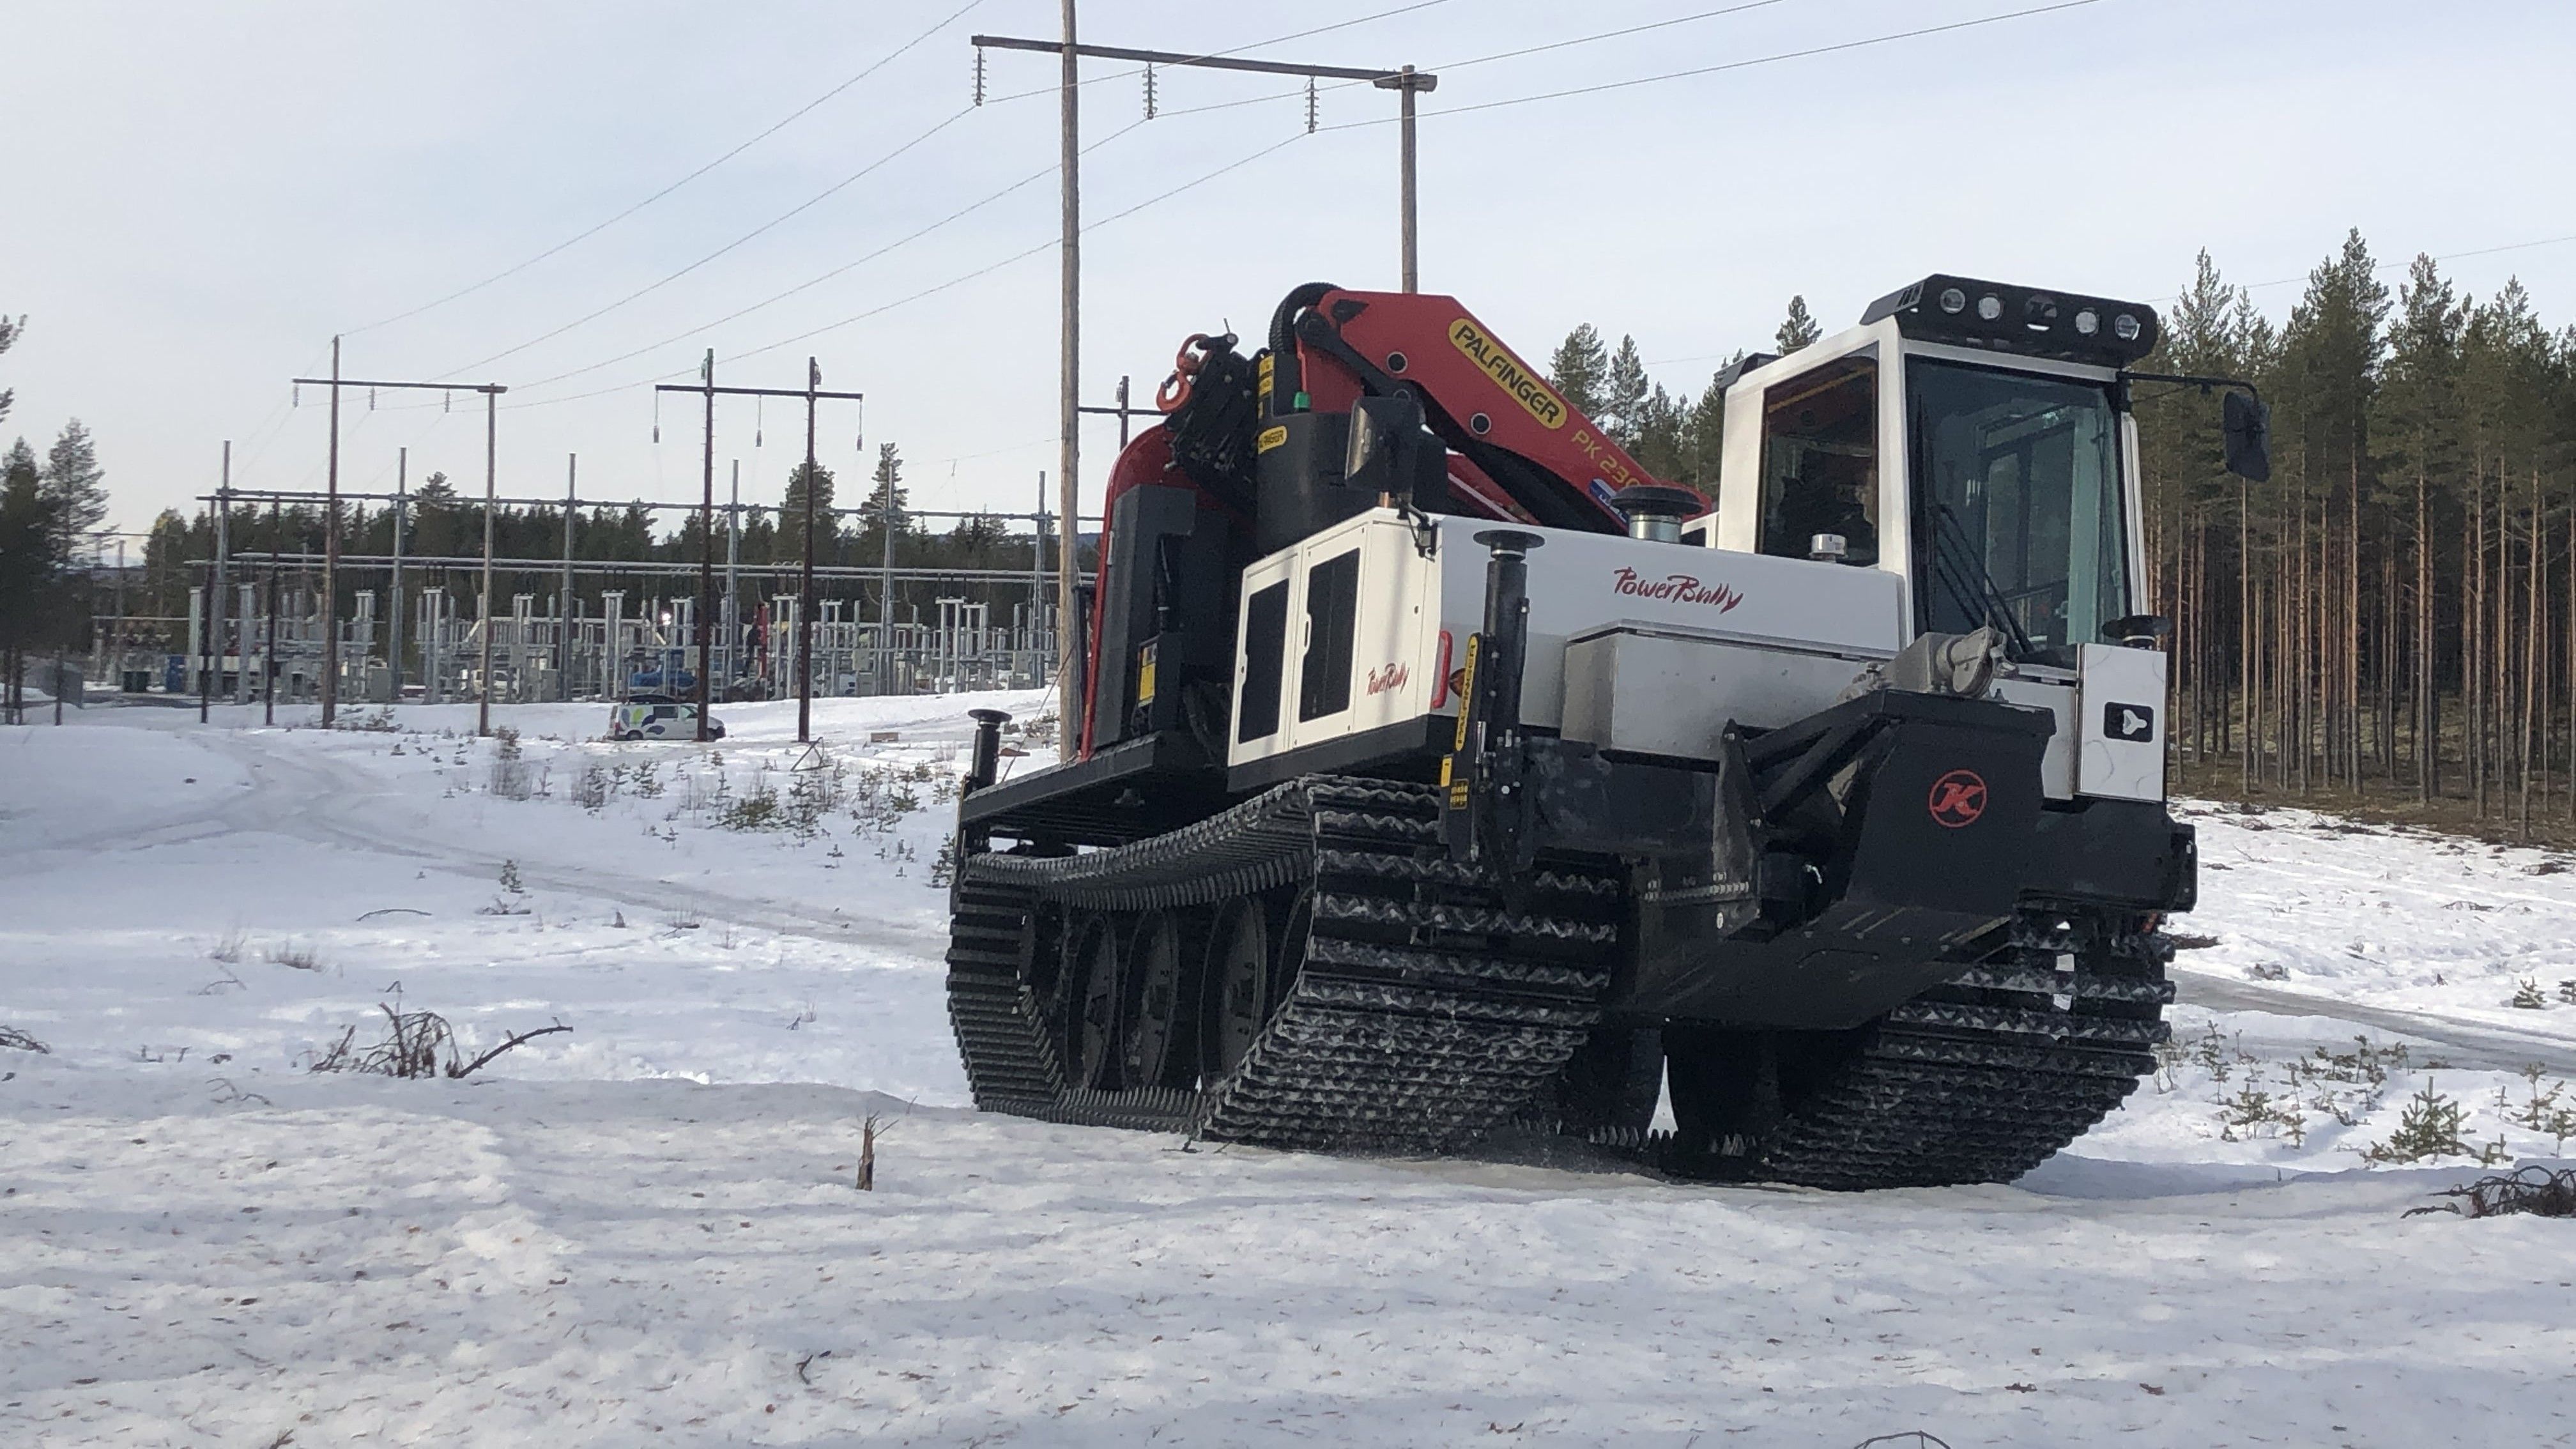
[1660,912,2175,1189]
[944,777,1623,1154]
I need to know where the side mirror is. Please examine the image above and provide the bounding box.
[2102,613,2174,648]
[2222,390,2272,483]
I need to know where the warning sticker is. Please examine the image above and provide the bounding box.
[1256,424,1289,454]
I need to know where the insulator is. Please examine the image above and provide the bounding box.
[369,388,377,411]
[1306,77,1317,134]
[1144,63,1156,120]
[443,390,452,413]
[973,47,985,105]
[292,383,300,407]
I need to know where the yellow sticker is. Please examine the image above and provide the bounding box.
[1136,641,1158,704]
[1257,352,1274,408]
[1256,424,1289,454]
[1448,318,1567,430]
[1451,635,1481,751]
[1438,755,1453,788]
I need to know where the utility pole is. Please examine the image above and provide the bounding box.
[882,449,899,690]
[480,387,498,737]
[292,367,505,728]
[203,440,229,724]
[1032,470,1048,671]
[1055,0,1080,758]
[321,336,341,724]
[562,454,578,703]
[697,351,714,740]
[799,358,819,743]
[389,447,406,703]
[1383,65,1432,292]
[263,498,280,727]
[973,31,1437,294]
[652,359,860,742]
[725,459,740,696]
[974,26,1437,754]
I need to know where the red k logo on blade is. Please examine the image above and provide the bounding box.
[1928,769,1988,828]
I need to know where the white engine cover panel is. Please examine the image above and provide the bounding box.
[2074,642,2168,801]
[1561,625,1883,759]
[1429,514,1906,733]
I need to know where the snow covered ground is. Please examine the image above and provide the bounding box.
[5,698,2575,1446]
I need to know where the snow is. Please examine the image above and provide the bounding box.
[6,700,2576,1446]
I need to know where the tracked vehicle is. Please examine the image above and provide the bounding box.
[945,277,2267,1188]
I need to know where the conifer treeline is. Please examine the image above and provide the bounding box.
[2137,234,2576,833]
[1559,233,2576,833]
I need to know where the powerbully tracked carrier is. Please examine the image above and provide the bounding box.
[945,277,2271,1188]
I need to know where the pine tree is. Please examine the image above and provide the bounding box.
[1775,296,1821,354]
[1603,335,1651,446]
[0,439,69,721]
[0,311,20,430]
[857,444,918,532]
[852,443,923,569]
[38,417,105,557]
[1547,323,1609,421]
[1682,365,1733,489]
[775,459,836,565]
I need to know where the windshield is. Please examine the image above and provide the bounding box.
[1908,358,2129,666]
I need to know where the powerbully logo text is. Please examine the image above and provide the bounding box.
[1612,566,1743,613]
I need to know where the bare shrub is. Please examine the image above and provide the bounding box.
[307,1003,570,1079]
[2407,1166,2576,1220]
[0,1025,50,1054]
[265,941,325,972]
[2510,977,2550,1009]
[205,930,247,963]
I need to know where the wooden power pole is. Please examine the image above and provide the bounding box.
[654,361,861,744]
[291,367,505,731]
[972,21,1437,758]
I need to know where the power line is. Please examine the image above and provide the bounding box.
[1152,0,1811,123]
[488,118,1154,401]
[497,128,1317,413]
[1329,0,2106,126]
[436,105,985,378]
[979,0,1455,107]
[486,2,2096,409]
[2217,232,2576,297]
[346,0,988,337]
[433,6,1448,383]
[728,132,1309,369]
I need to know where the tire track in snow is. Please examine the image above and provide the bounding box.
[200,732,937,958]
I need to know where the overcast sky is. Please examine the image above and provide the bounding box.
[4,0,2572,541]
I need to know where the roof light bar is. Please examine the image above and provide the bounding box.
[1860,274,2159,365]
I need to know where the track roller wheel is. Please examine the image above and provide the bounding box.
[1202,896,1272,1084]
[1066,914,1123,1090]
[1120,909,1201,1090]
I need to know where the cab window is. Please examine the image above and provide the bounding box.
[1757,353,1878,565]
